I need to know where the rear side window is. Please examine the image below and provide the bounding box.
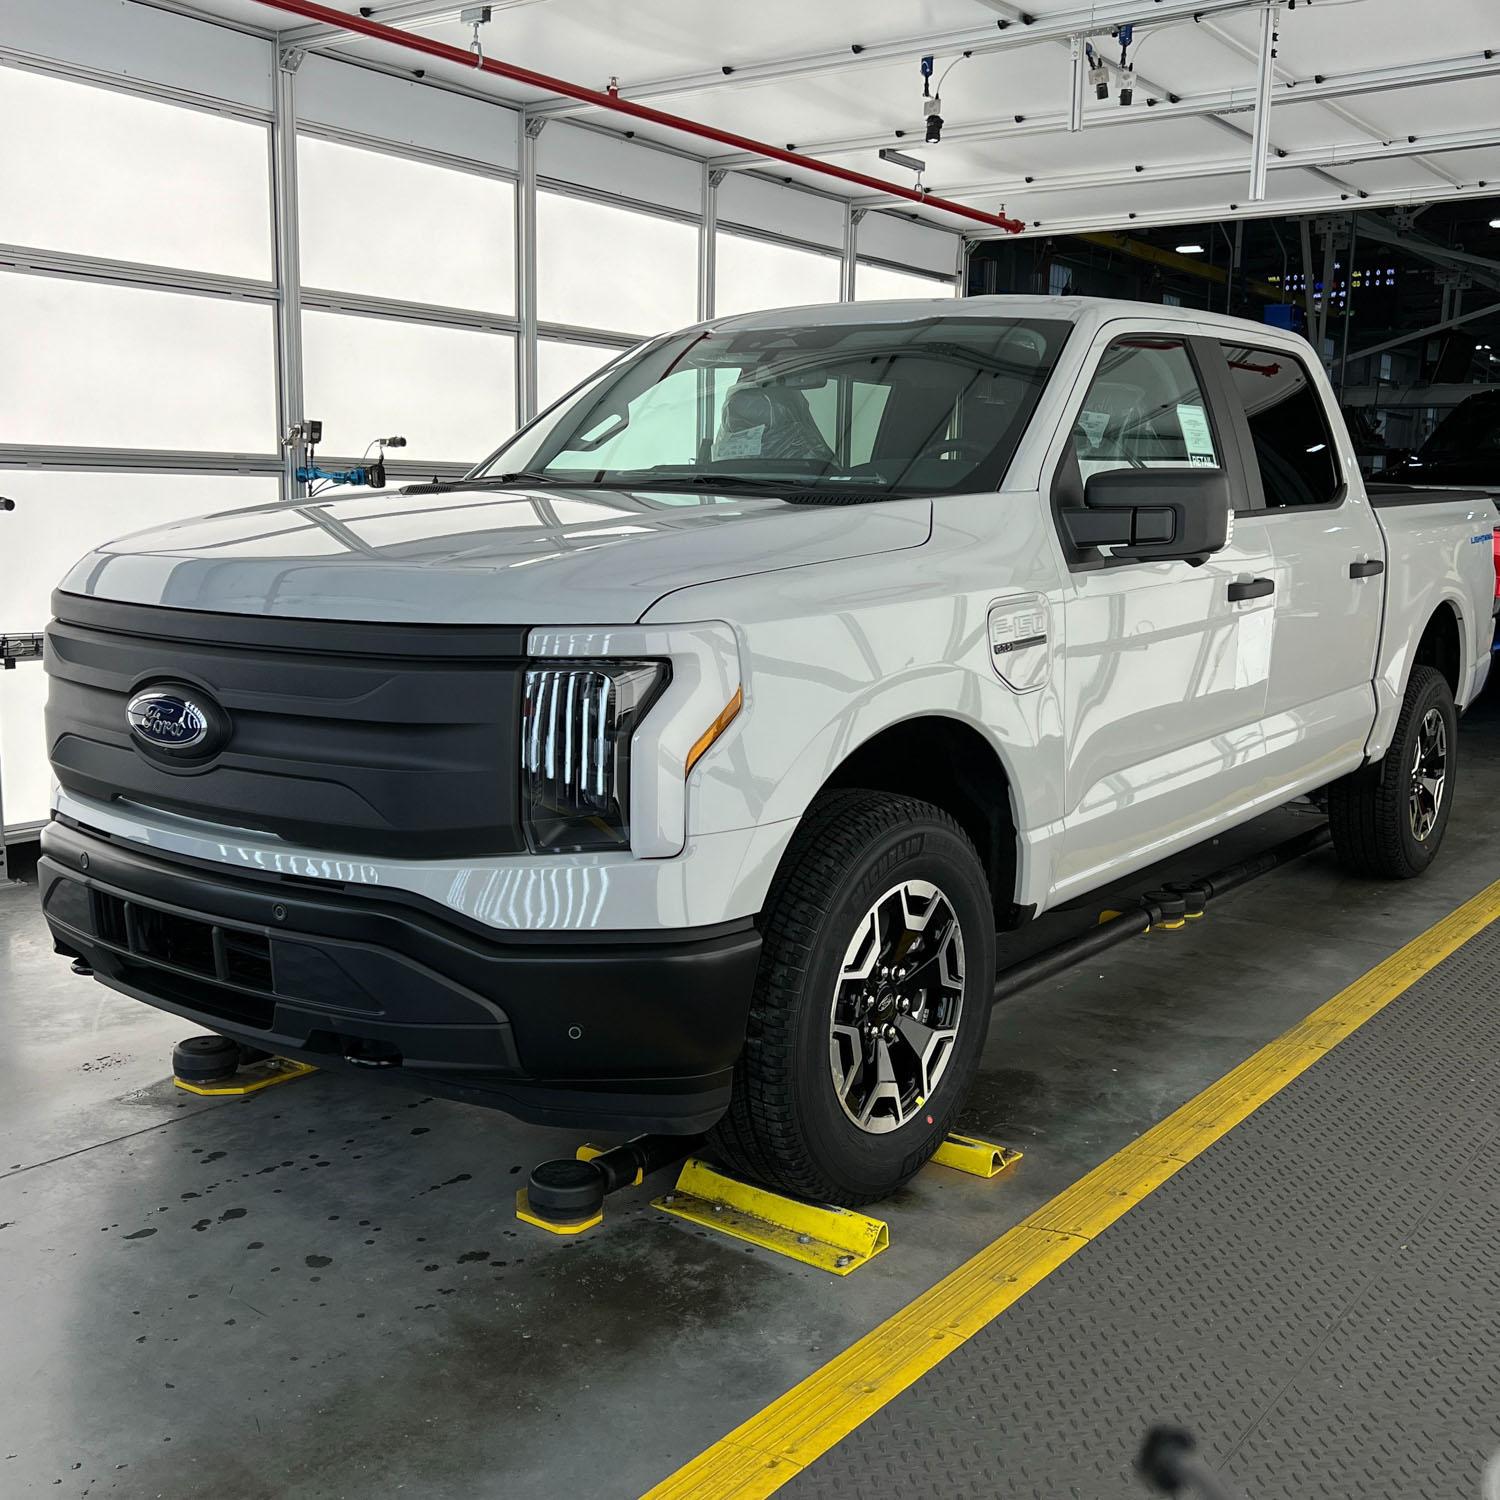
[1219,344,1341,507]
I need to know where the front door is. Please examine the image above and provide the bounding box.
[1049,325,1278,902]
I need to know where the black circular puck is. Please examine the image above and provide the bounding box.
[527,1157,606,1221]
[173,1034,241,1082]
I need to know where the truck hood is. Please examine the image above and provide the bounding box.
[58,487,933,625]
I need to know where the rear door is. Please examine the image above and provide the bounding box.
[1047,321,1279,901]
[1212,339,1385,786]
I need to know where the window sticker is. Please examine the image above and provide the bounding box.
[714,423,765,459]
[1176,402,1216,463]
[1077,409,1110,448]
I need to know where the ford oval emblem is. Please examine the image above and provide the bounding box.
[127,690,211,752]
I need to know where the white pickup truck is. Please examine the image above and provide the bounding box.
[38,297,1498,1204]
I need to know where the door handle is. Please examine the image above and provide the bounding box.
[1349,558,1385,579]
[1228,577,1274,602]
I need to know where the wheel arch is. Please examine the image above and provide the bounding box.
[1411,597,1463,703]
[811,713,1025,928]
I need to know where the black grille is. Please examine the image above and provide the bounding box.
[90,889,277,1030]
[125,900,218,976]
[44,593,530,859]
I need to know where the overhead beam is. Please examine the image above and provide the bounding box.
[244,0,1025,232]
[1076,231,1276,298]
[1354,215,1500,292]
[525,0,1270,119]
[280,0,548,47]
[964,180,1500,241]
[1344,300,1500,365]
[1196,12,1463,191]
[855,126,1500,209]
[705,51,1500,169]
[1342,381,1500,409]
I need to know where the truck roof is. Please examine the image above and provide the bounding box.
[706,294,1302,343]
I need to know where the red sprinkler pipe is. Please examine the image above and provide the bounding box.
[249,0,1025,234]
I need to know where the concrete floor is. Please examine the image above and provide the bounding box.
[4,690,1499,1500]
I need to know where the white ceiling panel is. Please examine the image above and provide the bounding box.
[1225,0,1480,78]
[1381,77,1500,138]
[1422,147,1500,185]
[997,163,1333,231]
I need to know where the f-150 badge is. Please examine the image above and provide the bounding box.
[987,595,1051,692]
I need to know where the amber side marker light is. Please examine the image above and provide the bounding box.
[685,686,744,777]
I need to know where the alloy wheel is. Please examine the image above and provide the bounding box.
[1409,706,1448,842]
[828,879,966,1134]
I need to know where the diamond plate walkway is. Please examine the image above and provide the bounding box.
[779,914,1500,1499]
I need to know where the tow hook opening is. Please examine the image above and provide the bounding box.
[340,1037,402,1068]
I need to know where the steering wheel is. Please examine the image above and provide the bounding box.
[914,436,990,464]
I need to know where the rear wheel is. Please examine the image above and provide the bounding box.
[709,789,994,1206]
[1328,664,1457,879]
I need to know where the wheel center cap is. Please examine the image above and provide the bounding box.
[874,988,898,1022]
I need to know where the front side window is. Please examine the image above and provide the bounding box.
[477,316,1072,500]
[1070,337,1220,483]
[1219,344,1341,507]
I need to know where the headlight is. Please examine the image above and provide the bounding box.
[521,660,670,853]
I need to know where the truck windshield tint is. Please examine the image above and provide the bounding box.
[474,316,1072,500]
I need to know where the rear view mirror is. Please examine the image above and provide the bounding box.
[572,408,629,452]
[1062,468,1231,564]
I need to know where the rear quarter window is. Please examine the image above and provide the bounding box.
[1219,344,1341,508]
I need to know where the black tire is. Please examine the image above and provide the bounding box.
[1328,664,1457,879]
[709,789,995,1206]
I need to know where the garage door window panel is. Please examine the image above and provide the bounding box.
[0,273,276,452]
[1219,343,1343,509]
[0,67,272,280]
[298,136,516,314]
[855,261,954,301]
[536,193,697,335]
[302,310,516,463]
[715,233,843,320]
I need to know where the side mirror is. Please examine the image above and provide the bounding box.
[1062,467,1231,564]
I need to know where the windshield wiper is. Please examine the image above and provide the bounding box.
[399,469,911,505]
[603,470,904,502]
[604,471,801,491]
[399,471,592,495]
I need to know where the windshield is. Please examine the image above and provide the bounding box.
[474,315,1072,500]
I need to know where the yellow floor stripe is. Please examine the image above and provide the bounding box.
[642,877,1500,1500]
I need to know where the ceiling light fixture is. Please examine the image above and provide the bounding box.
[879,147,928,174]
[1176,243,1205,254]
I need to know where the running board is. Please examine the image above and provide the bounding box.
[994,824,1331,1005]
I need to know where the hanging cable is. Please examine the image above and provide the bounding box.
[919,50,972,146]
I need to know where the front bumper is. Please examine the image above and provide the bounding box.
[39,821,760,1134]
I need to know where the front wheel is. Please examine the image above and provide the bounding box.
[709,789,995,1206]
[1328,664,1457,879]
